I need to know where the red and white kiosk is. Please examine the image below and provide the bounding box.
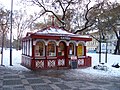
[21,26,92,70]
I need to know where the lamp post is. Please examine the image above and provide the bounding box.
[97,18,101,63]
[10,0,13,66]
[99,31,101,63]
[105,41,108,63]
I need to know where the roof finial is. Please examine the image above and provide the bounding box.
[52,16,54,26]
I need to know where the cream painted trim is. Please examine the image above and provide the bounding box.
[57,40,68,46]
[76,41,85,46]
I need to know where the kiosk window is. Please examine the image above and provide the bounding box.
[69,43,75,55]
[35,41,45,56]
[47,41,56,56]
[58,42,65,56]
[77,43,84,56]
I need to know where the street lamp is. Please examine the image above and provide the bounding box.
[97,17,102,63]
[10,0,13,66]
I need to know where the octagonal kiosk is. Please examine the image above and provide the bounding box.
[21,26,92,70]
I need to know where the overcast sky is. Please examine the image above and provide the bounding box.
[0,0,120,38]
[0,0,20,10]
[0,0,40,15]
[0,0,120,11]
[0,0,120,15]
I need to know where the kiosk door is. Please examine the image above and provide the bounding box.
[58,41,67,66]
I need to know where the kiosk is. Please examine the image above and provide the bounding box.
[21,26,92,70]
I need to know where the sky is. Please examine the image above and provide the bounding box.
[0,0,40,39]
[0,0,39,14]
[0,0,20,10]
[0,0,120,12]
[0,0,120,38]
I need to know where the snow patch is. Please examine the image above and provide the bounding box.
[0,49,120,77]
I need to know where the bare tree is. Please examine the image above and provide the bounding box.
[0,8,10,65]
[106,3,120,54]
[22,0,80,30]
[73,0,103,34]
[93,1,120,54]
[13,10,34,50]
[84,1,120,54]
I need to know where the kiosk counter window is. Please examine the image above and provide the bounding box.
[29,40,32,56]
[47,41,56,56]
[77,43,84,56]
[35,41,45,56]
[58,42,65,56]
[22,42,25,54]
[24,41,27,55]
[27,40,29,56]
[69,43,75,55]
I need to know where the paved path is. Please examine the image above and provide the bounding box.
[0,66,120,90]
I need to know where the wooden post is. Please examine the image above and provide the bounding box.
[66,46,69,67]
[84,46,86,56]
[31,39,35,70]
[45,45,47,69]
[76,46,78,56]
[56,46,58,66]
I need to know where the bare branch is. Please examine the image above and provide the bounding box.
[74,0,101,34]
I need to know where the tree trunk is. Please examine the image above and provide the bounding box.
[17,39,19,50]
[1,32,5,65]
[118,38,120,54]
[114,38,120,54]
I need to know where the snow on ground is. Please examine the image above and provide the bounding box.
[79,53,120,77]
[0,48,120,77]
[0,48,30,71]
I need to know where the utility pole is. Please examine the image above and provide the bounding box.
[105,42,107,63]
[98,18,101,63]
[99,32,101,63]
[10,0,13,66]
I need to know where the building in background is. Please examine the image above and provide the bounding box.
[86,31,118,54]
